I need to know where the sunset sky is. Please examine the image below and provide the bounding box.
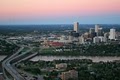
[0,0,120,24]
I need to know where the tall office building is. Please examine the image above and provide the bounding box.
[95,24,99,33]
[104,33,109,41]
[89,28,94,34]
[89,28,96,38]
[98,28,103,36]
[74,22,79,33]
[109,28,116,40]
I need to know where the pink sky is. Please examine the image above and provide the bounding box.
[0,0,120,18]
[0,0,120,24]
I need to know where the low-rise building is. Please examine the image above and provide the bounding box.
[61,70,78,80]
[79,36,85,44]
[56,63,67,69]
[93,36,106,43]
[43,41,64,47]
[93,37,100,43]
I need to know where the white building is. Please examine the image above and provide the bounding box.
[109,28,116,40]
[54,40,71,43]
[99,36,106,42]
[95,24,99,33]
[93,36,106,43]
[93,37,100,43]
[95,24,103,36]
[74,22,79,33]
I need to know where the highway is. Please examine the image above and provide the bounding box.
[2,46,39,80]
[2,47,25,80]
[14,52,38,63]
[1,38,40,80]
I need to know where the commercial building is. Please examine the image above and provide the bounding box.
[69,35,73,42]
[83,32,89,39]
[74,22,79,33]
[109,28,116,40]
[95,24,99,33]
[104,33,109,41]
[89,28,95,34]
[95,24,104,36]
[93,36,106,43]
[99,36,106,42]
[93,37,100,43]
[69,31,79,42]
[60,35,67,40]
[43,41,64,47]
[98,28,103,36]
[79,36,85,44]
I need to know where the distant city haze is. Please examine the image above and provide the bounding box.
[0,0,120,24]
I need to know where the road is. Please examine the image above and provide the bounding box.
[2,47,25,80]
[2,46,39,80]
[1,39,41,80]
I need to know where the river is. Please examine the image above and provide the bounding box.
[1,55,120,62]
[30,56,120,62]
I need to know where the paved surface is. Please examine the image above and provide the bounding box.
[17,69,44,80]
[2,46,39,80]
[2,47,25,80]
[1,39,41,80]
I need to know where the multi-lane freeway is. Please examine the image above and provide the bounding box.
[2,47,25,80]
[2,46,38,80]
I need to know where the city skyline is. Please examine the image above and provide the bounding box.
[0,0,120,25]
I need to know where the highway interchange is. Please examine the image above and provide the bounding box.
[2,46,38,80]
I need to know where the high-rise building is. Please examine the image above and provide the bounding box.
[89,28,94,34]
[98,28,103,36]
[95,24,99,33]
[109,28,116,40]
[74,22,79,33]
[104,33,109,41]
[89,28,96,38]
[95,24,103,36]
